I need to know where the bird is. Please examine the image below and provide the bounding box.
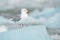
[18,8,46,27]
[9,8,30,27]
[10,8,46,27]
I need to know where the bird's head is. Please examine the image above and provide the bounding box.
[21,8,30,15]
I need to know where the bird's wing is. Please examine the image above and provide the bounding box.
[11,16,21,22]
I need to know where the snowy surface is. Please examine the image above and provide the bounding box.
[51,34,60,40]
[0,25,7,32]
[0,25,53,40]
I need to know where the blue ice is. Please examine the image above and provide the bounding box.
[46,13,60,28]
[0,25,53,40]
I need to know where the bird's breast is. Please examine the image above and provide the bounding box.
[21,13,28,18]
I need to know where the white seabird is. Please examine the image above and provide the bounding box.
[18,8,46,27]
[9,8,46,28]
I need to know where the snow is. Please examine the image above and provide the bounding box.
[51,34,60,40]
[0,25,7,32]
[0,25,53,40]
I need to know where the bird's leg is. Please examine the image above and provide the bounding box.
[21,24,24,27]
[19,24,21,28]
[19,24,23,28]
[19,24,28,28]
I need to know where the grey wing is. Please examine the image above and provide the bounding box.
[12,16,21,22]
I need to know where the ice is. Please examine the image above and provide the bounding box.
[46,13,60,28]
[0,16,15,24]
[0,25,53,40]
[51,33,60,40]
[0,16,9,24]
